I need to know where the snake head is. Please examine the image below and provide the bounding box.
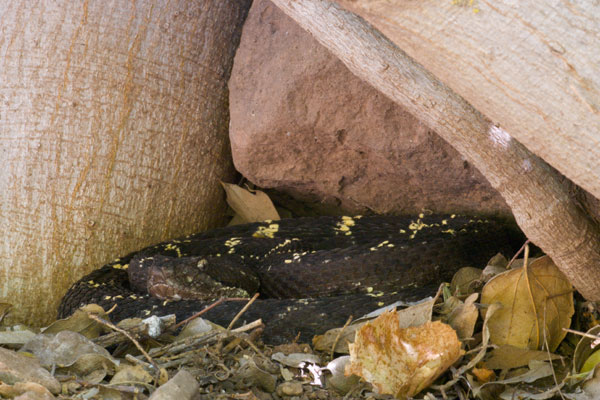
[128,254,260,301]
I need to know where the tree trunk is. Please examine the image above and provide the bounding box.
[270,0,600,300]
[0,0,251,325]
[334,0,600,205]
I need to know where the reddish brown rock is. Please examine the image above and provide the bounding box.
[229,0,509,216]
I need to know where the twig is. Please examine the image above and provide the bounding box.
[506,239,531,269]
[93,314,176,347]
[227,293,260,330]
[87,312,162,384]
[149,319,263,358]
[542,302,566,400]
[241,335,265,357]
[563,328,600,341]
[231,319,263,333]
[171,298,226,330]
[125,354,154,370]
[171,297,251,331]
[106,303,118,314]
[331,315,353,360]
[149,331,221,357]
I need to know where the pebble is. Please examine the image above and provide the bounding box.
[277,381,303,396]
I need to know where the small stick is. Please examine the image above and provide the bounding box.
[106,304,118,314]
[331,315,353,359]
[171,298,226,330]
[87,312,162,384]
[149,319,263,358]
[563,328,600,341]
[94,315,176,347]
[231,319,263,333]
[506,239,531,269]
[241,335,266,358]
[125,354,153,369]
[171,297,250,331]
[227,293,260,330]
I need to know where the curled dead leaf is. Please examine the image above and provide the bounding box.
[314,296,435,354]
[450,267,483,296]
[472,366,495,383]
[110,365,153,385]
[573,325,600,374]
[21,331,118,378]
[447,293,479,340]
[221,182,280,223]
[484,344,562,370]
[345,311,462,399]
[43,304,107,339]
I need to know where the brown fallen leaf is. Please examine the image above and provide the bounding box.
[345,311,462,399]
[450,267,483,296]
[484,344,562,370]
[447,293,479,340]
[0,347,60,394]
[21,330,118,379]
[110,365,153,385]
[0,381,55,400]
[43,304,107,339]
[471,360,556,399]
[313,296,436,353]
[480,255,573,351]
[472,366,495,383]
[221,182,280,223]
[573,325,600,374]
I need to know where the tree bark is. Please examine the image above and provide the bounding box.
[334,0,600,204]
[270,0,600,300]
[0,0,251,325]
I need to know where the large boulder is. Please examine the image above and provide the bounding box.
[229,0,508,216]
[0,0,250,325]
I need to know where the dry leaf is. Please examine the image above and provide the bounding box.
[447,293,479,340]
[581,365,600,398]
[21,331,117,378]
[110,365,153,385]
[485,344,562,370]
[0,327,36,346]
[323,356,361,395]
[0,382,55,400]
[573,325,600,374]
[450,267,483,296]
[345,312,462,399]
[488,253,509,268]
[221,182,280,223]
[480,256,573,351]
[314,297,435,353]
[43,304,107,339]
[472,366,495,383]
[0,347,60,394]
[497,360,554,384]
[472,360,556,399]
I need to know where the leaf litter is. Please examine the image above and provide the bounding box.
[1,186,599,399]
[0,252,595,399]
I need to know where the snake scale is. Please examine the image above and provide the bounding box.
[58,214,524,344]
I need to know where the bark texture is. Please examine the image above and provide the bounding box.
[334,0,600,203]
[0,0,251,325]
[270,0,600,300]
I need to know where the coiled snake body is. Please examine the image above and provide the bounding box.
[58,214,523,344]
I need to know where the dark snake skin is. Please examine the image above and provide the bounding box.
[58,214,524,344]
